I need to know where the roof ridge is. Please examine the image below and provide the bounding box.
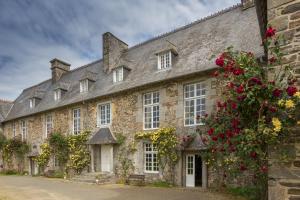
[0,99,13,103]
[69,59,102,73]
[129,3,242,50]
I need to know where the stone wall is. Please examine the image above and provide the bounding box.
[2,74,216,185]
[267,0,300,199]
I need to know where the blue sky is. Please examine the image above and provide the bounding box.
[0,0,239,100]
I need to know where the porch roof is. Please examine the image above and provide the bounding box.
[185,134,207,151]
[87,128,117,145]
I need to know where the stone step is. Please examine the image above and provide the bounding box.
[289,195,300,200]
[289,189,300,195]
[280,181,300,188]
[71,172,115,185]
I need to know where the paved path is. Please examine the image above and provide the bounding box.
[0,176,242,200]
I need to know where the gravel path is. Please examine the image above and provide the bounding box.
[0,176,243,200]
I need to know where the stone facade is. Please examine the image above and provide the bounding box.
[266,0,300,199]
[2,74,215,186]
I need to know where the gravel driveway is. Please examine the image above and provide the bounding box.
[0,176,243,200]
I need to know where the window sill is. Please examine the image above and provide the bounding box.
[184,123,205,127]
[143,127,159,131]
[144,171,159,174]
[156,67,172,73]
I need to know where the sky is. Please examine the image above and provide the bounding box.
[0,0,240,100]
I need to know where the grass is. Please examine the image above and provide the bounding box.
[227,186,260,200]
[148,181,173,188]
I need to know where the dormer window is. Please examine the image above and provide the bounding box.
[54,89,61,101]
[158,51,172,70]
[29,98,35,108]
[80,79,89,93]
[113,67,123,83]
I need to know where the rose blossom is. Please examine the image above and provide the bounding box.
[215,56,224,67]
[286,86,298,96]
[266,26,276,38]
[272,88,282,98]
[236,85,244,94]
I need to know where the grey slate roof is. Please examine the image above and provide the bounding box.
[87,128,117,145]
[4,4,264,122]
[0,100,13,124]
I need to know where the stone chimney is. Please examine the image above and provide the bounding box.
[50,58,71,82]
[241,0,254,9]
[103,32,128,73]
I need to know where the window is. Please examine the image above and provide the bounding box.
[45,114,53,138]
[158,51,171,70]
[12,122,16,137]
[113,67,123,83]
[54,89,61,101]
[20,120,27,141]
[144,91,159,129]
[73,108,81,135]
[144,143,159,173]
[54,156,60,167]
[80,79,89,93]
[184,82,206,126]
[29,98,35,108]
[187,155,194,175]
[97,103,111,126]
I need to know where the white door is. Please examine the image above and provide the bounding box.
[101,145,113,172]
[186,154,195,187]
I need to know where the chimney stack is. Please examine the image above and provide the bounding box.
[241,0,254,9]
[50,58,70,82]
[103,32,128,73]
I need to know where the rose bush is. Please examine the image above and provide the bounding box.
[202,26,299,200]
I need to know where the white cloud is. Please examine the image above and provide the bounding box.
[0,0,239,100]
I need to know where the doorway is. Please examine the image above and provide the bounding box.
[185,154,203,187]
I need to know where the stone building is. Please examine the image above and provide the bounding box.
[1,0,299,194]
[0,99,13,133]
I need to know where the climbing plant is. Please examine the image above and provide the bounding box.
[115,133,135,183]
[48,132,69,168]
[66,131,91,174]
[35,143,51,172]
[2,137,30,172]
[135,127,179,183]
[201,26,299,200]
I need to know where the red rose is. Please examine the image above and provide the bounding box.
[215,56,224,67]
[269,106,277,113]
[219,133,225,140]
[240,164,247,171]
[231,102,237,110]
[272,88,282,98]
[250,151,257,159]
[212,136,218,141]
[229,145,236,152]
[227,82,234,89]
[236,85,244,94]
[286,86,298,96]
[212,70,219,77]
[231,118,240,129]
[249,77,262,85]
[208,128,214,136]
[266,26,276,38]
[269,57,276,64]
[233,68,244,76]
[226,130,233,138]
[237,95,246,101]
[261,165,268,173]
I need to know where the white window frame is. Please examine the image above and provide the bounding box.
[54,89,61,101]
[157,51,172,70]
[12,122,16,137]
[113,67,123,83]
[144,143,159,173]
[80,79,89,93]
[97,102,111,127]
[143,91,160,130]
[45,114,53,138]
[29,98,35,108]
[73,108,81,135]
[20,120,27,141]
[184,82,206,126]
